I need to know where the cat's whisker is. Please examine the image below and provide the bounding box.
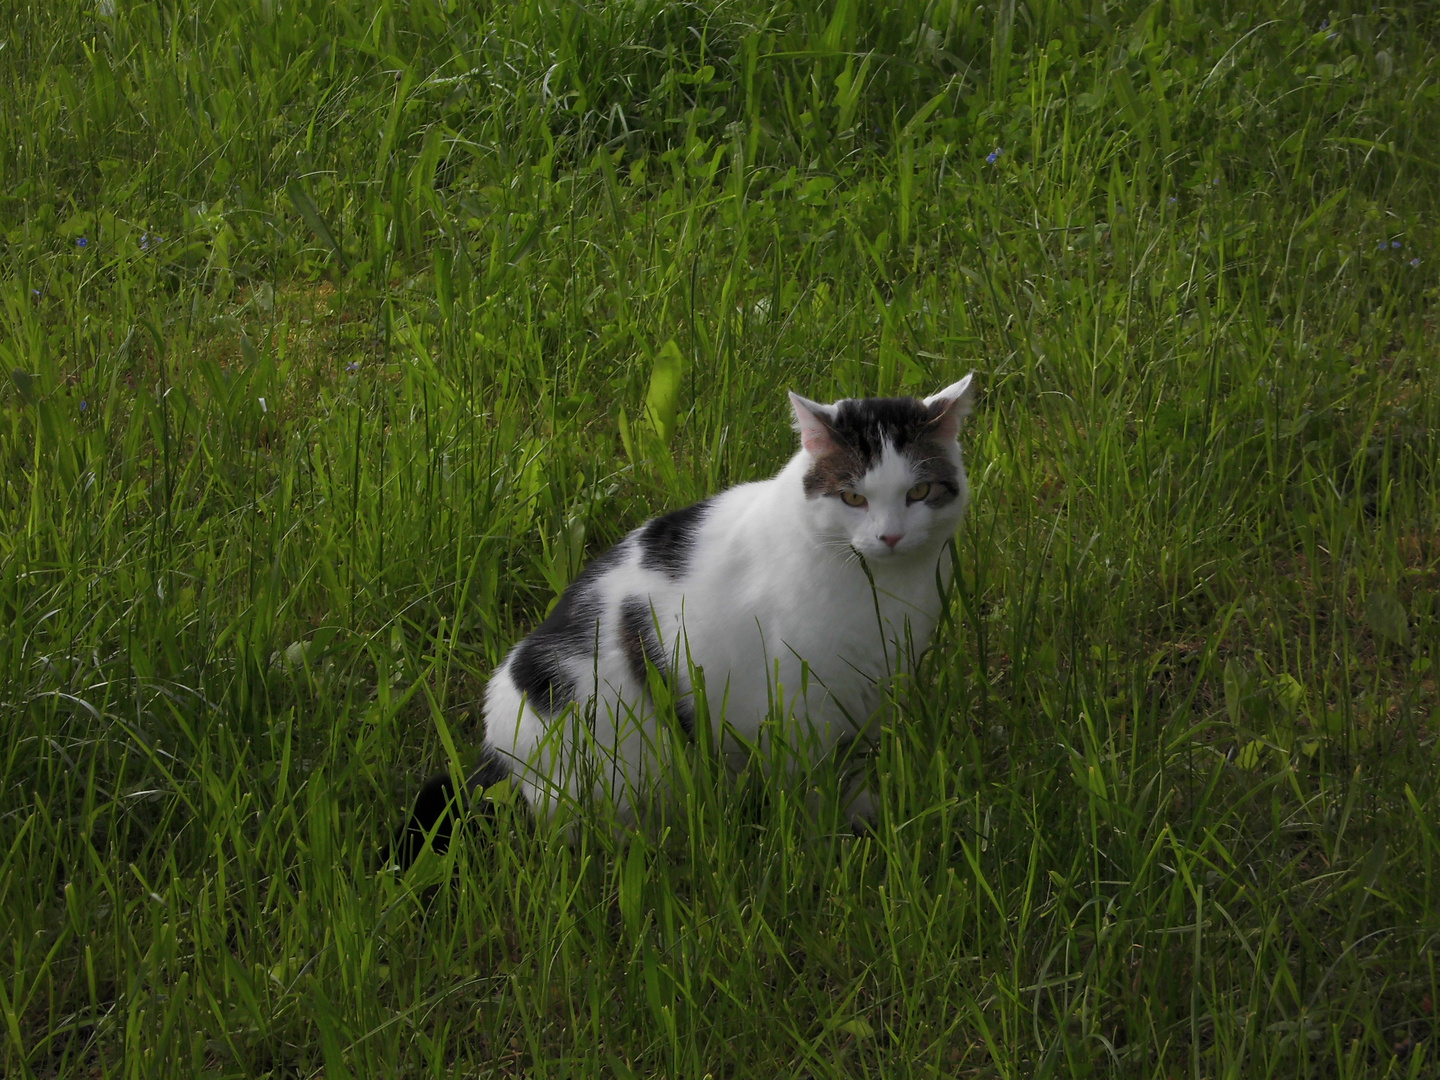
[818,540,865,567]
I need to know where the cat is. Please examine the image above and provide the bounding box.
[394,375,976,864]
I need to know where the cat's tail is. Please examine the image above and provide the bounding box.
[389,745,511,869]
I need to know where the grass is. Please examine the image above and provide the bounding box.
[1,0,1438,1075]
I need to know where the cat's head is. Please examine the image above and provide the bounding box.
[789,376,976,561]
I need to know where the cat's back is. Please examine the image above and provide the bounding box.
[632,466,883,670]
[487,480,765,699]
[629,473,831,639]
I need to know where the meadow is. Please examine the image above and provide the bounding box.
[2,0,1438,1075]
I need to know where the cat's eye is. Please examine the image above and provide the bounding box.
[840,490,868,508]
[906,482,932,503]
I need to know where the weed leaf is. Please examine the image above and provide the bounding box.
[1364,591,1409,646]
[9,369,36,405]
[286,179,350,272]
[645,339,685,447]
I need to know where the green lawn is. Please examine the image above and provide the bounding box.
[2,1,1437,1076]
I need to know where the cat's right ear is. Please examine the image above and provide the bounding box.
[790,393,840,456]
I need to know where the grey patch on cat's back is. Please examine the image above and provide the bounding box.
[619,595,695,737]
[619,595,663,684]
[802,396,961,499]
[637,500,712,579]
[509,543,626,715]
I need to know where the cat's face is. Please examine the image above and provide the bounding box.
[790,376,975,562]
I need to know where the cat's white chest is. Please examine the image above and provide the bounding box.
[668,505,947,743]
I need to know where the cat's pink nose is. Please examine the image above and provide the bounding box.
[881,534,903,549]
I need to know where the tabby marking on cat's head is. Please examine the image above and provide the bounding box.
[790,376,975,560]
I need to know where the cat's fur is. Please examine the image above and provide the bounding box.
[396,376,976,862]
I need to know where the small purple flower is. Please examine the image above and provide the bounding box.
[1213,178,1220,185]
[1327,32,1338,40]
[986,147,1002,164]
[1411,257,1421,267]
[1320,19,1328,29]
[1391,240,1402,249]
[80,400,88,412]
[346,361,360,373]
[30,288,40,298]
[76,236,88,248]
[1379,240,1388,249]
[140,233,149,249]
[1168,196,1177,204]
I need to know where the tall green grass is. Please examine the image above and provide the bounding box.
[2,0,1437,1075]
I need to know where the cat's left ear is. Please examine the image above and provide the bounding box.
[923,373,976,441]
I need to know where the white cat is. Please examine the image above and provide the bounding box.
[397,376,976,860]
